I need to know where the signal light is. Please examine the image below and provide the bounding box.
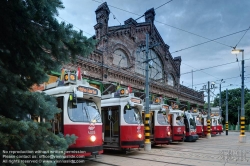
[90,135,96,142]
[138,133,142,139]
[167,131,170,136]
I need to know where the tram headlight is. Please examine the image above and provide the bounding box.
[90,135,96,142]
[138,133,142,139]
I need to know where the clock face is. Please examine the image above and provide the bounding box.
[113,49,128,68]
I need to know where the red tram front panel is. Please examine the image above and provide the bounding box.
[211,125,217,135]
[154,125,172,144]
[172,126,185,141]
[120,125,144,148]
[65,124,103,156]
[217,124,223,134]
[196,125,203,137]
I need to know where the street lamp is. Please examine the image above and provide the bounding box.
[231,49,246,143]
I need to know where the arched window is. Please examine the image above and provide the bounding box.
[168,74,174,86]
[135,49,163,80]
[113,49,129,68]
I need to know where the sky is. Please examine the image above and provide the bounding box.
[57,0,250,103]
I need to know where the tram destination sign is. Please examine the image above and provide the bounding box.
[162,105,169,110]
[77,86,98,95]
[131,98,141,104]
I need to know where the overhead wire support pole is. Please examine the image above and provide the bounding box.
[240,50,246,142]
[231,49,246,142]
[192,70,193,89]
[207,81,211,139]
[144,33,151,151]
[219,83,222,117]
[238,106,240,131]
[226,89,228,135]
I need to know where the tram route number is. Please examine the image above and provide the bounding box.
[131,98,141,104]
[77,86,98,95]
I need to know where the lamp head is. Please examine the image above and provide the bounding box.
[231,49,244,54]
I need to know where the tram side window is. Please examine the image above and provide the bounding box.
[218,119,222,124]
[196,118,202,125]
[176,116,184,125]
[68,101,88,122]
[157,112,169,125]
[124,107,142,124]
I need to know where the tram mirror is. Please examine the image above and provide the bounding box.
[126,103,131,109]
[69,94,77,108]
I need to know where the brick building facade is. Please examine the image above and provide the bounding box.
[65,2,204,109]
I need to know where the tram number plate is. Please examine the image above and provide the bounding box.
[131,98,141,104]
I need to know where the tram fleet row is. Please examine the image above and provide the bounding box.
[37,71,223,158]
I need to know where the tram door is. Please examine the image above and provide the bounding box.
[102,106,120,147]
[53,96,64,134]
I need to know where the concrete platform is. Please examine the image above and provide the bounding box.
[63,131,250,166]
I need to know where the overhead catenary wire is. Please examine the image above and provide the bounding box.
[92,0,234,49]
[170,28,248,54]
[155,0,174,10]
[234,26,250,49]
[181,58,250,75]
[60,1,249,92]
[193,74,250,87]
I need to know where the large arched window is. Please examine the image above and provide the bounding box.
[135,49,163,80]
[168,74,174,86]
[113,49,129,68]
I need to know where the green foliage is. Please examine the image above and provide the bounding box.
[245,100,250,122]
[213,88,250,124]
[0,0,95,165]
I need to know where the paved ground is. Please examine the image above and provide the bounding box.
[63,131,250,166]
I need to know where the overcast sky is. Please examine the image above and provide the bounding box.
[57,0,250,103]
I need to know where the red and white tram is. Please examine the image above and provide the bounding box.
[211,107,222,135]
[42,70,103,157]
[215,116,223,134]
[211,115,217,135]
[168,109,185,142]
[190,111,203,137]
[183,111,199,142]
[101,88,144,150]
[142,97,172,145]
[201,113,208,136]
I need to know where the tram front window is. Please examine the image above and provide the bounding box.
[124,107,142,124]
[196,118,202,125]
[157,112,169,125]
[68,98,101,123]
[218,118,222,124]
[176,116,184,126]
[189,117,196,129]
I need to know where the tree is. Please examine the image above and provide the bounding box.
[213,88,250,125]
[0,0,96,165]
[245,100,250,124]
